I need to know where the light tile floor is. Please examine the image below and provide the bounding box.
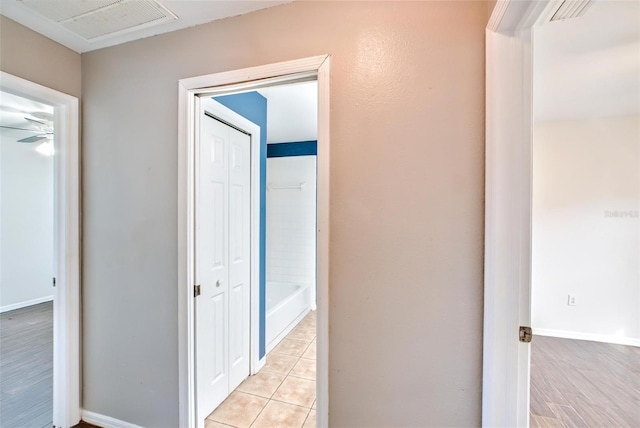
[206,311,316,428]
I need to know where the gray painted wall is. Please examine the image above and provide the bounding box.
[81,2,486,426]
[0,16,81,98]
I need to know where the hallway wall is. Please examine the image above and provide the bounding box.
[81,2,486,426]
[0,16,81,98]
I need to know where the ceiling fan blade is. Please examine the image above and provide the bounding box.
[0,125,36,132]
[24,116,48,126]
[18,135,47,143]
[30,111,54,122]
[24,116,53,132]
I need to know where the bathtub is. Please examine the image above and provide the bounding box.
[266,281,311,352]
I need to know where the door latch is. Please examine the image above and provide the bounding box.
[194,284,201,298]
[519,326,533,343]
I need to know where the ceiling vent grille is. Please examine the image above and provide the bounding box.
[550,0,594,21]
[16,0,178,41]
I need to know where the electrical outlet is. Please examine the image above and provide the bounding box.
[567,295,577,306]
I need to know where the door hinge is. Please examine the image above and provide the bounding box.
[194,284,201,297]
[519,326,533,343]
[52,277,56,287]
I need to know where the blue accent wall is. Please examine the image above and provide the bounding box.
[214,92,267,358]
[267,141,317,158]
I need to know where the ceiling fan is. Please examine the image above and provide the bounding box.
[0,112,54,143]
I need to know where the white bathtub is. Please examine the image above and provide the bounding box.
[266,281,311,352]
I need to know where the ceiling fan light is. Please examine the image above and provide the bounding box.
[36,141,54,157]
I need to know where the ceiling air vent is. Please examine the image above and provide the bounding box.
[550,0,594,21]
[16,0,178,41]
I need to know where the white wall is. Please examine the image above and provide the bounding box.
[532,115,640,343]
[0,129,54,311]
[266,155,317,301]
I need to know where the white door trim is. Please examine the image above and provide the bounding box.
[178,55,330,428]
[483,1,558,427]
[0,71,81,428]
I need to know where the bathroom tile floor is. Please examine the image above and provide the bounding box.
[206,311,316,428]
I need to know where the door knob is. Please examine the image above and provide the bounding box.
[216,280,221,287]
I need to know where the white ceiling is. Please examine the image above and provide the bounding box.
[258,81,317,144]
[534,0,640,122]
[0,0,292,53]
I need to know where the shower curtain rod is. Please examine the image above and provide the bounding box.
[268,182,306,191]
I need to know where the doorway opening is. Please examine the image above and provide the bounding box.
[484,1,639,426]
[0,72,80,428]
[0,90,55,427]
[204,80,319,428]
[178,56,329,428]
[529,1,640,426]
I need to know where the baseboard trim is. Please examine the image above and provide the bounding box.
[534,328,640,347]
[0,295,53,313]
[81,410,144,428]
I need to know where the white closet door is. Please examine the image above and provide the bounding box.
[196,101,250,424]
[227,126,251,391]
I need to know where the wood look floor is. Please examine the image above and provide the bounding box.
[530,335,640,427]
[0,302,53,428]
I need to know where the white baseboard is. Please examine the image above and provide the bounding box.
[81,410,144,428]
[0,295,53,313]
[534,328,640,347]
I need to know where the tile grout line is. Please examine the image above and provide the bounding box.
[268,397,315,410]
[264,324,315,425]
[287,373,316,382]
[301,406,313,428]
[248,350,310,428]
[247,396,269,428]
[212,313,317,428]
[207,420,236,428]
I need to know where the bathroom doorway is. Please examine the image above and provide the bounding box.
[178,55,329,428]
[205,81,318,428]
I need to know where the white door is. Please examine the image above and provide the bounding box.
[196,98,251,425]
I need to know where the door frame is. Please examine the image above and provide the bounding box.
[483,1,559,426]
[0,72,81,427]
[178,55,330,428]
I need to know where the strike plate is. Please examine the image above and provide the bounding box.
[519,326,533,343]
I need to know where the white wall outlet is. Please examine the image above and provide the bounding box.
[567,295,577,306]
